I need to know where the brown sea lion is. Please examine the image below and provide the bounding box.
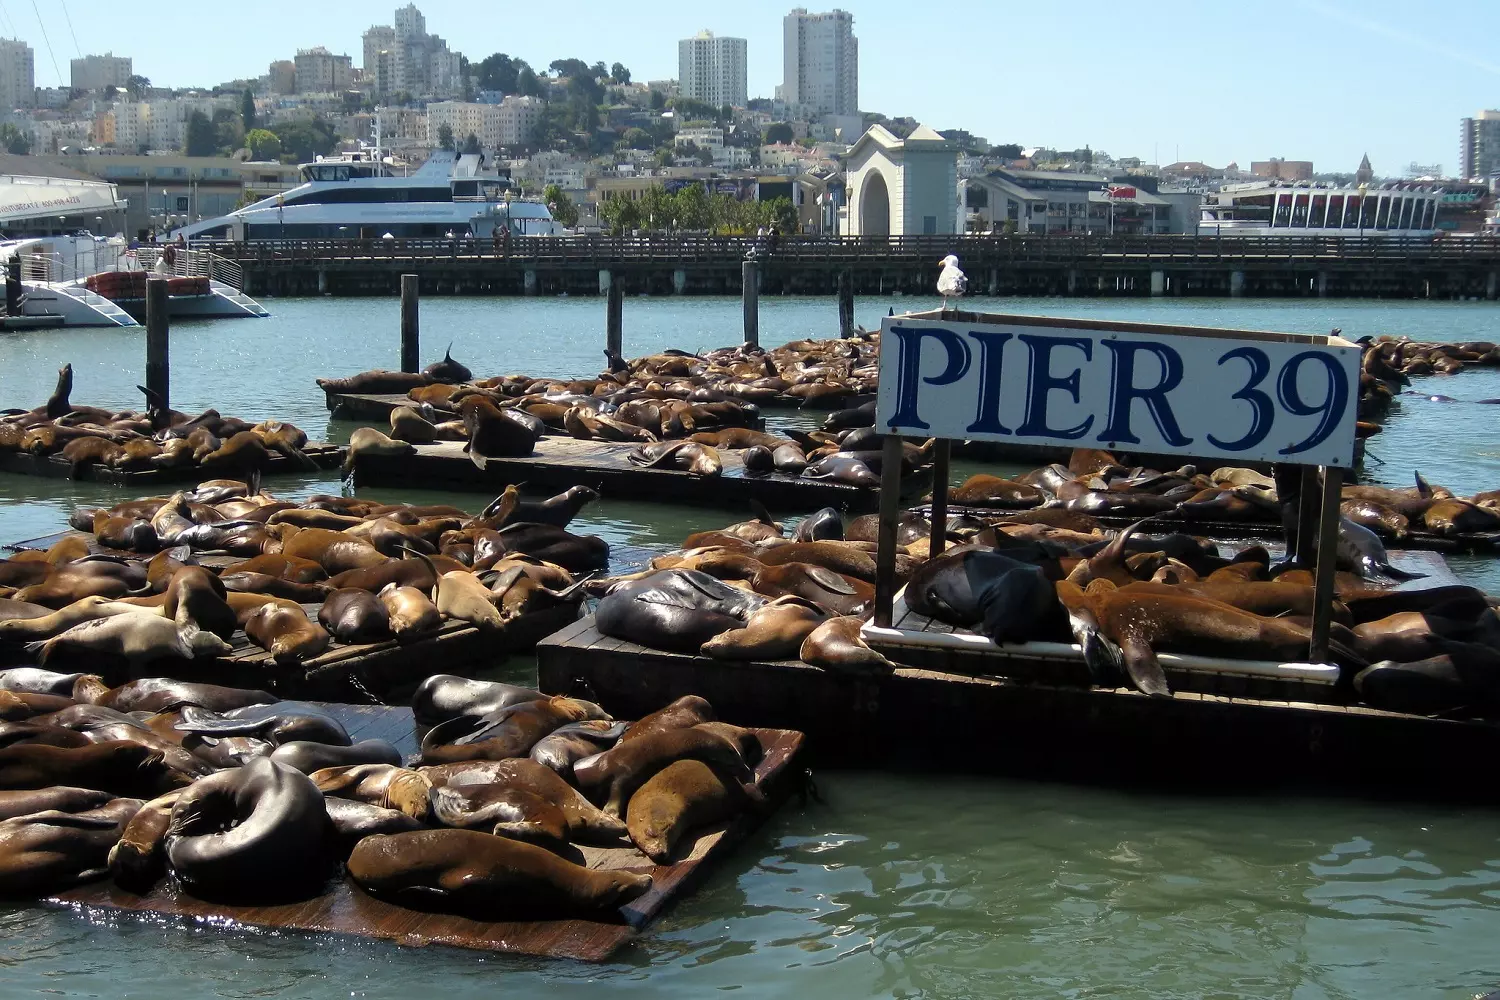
[950,475,1047,508]
[388,406,437,444]
[31,613,232,668]
[106,788,184,892]
[0,690,77,721]
[310,763,432,821]
[627,440,722,477]
[799,616,898,674]
[619,695,716,744]
[461,395,539,467]
[344,427,415,474]
[243,604,330,664]
[689,428,789,450]
[222,553,327,583]
[0,740,186,797]
[626,758,750,863]
[754,541,878,582]
[317,588,391,644]
[378,584,443,636]
[163,566,236,641]
[751,562,872,616]
[0,798,142,896]
[700,596,828,660]
[424,757,628,845]
[269,739,402,774]
[346,829,651,917]
[433,570,505,629]
[529,720,627,780]
[418,696,603,765]
[0,786,113,820]
[573,725,755,818]
[93,679,276,715]
[60,436,125,474]
[278,526,385,575]
[0,595,150,642]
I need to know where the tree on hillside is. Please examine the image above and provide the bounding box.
[240,88,256,131]
[542,184,579,227]
[276,119,337,162]
[125,74,150,98]
[610,62,631,85]
[212,107,245,155]
[245,128,281,160]
[184,111,217,157]
[476,53,521,93]
[516,66,541,97]
[437,124,455,151]
[649,89,665,110]
[621,127,653,150]
[462,132,481,154]
[764,122,794,145]
[0,124,30,155]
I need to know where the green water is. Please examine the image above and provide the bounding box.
[1,295,1499,998]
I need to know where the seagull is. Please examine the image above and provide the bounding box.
[937,255,967,310]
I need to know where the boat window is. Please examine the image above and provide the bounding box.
[1374,198,1390,229]
[1290,195,1308,227]
[1273,196,1291,227]
[453,180,479,197]
[1327,195,1345,227]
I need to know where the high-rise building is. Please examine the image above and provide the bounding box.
[70,53,132,92]
[777,9,857,116]
[1460,111,1500,179]
[294,47,354,94]
[362,24,395,81]
[362,5,462,99]
[678,31,748,109]
[0,38,35,110]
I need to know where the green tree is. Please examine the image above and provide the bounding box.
[542,184,579,227]
[597,194,642,234]
[212,107,244,155]
[669,97,718,121]
[184,111,217,157]
[276,119,337,162]
[516,66,541,97]
[462,132,482,154]
[649,89,665,110]
[240,88,256,131]
[672,184,712,230]
[610,62,631,84]
[125,74,150,98]
[764,122,794,145]
[436,124,455,151]
[0,123,30,155]
[621,127,652,150]
[245,128,281,160]
[476,53,521,93]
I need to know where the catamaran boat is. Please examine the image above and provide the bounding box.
[0,234,267,328]
[173,150,564,241]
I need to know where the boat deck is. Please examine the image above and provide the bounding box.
[49,703,806,962]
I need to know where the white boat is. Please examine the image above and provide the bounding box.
[174,150,564,241]
[1198,181,1443,237]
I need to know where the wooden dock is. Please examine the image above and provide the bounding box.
[49,703,807,962]
[536,592,1500,802]
[352,438,930,511]
[0,443,346,485]
[325,390,810,421]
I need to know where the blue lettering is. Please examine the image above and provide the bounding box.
[1206,346,1274,452]
[1277,352,1350,456]
[1096,340,1191,447]
[1015,334,1094,440]
[964,330,1013,435]
[884,326,971,430]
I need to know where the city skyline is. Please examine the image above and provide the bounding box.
[10,0,1500,173]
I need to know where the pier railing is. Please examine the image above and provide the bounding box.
[134,248,246,290]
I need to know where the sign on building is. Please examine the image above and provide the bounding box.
[877,314,1361,468]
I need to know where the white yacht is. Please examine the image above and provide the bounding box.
[174,150,564,241]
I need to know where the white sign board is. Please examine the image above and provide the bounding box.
[877,314,1361,467]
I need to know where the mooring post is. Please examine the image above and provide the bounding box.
[606,270,623,359]
[741,259,759,348]
[927,439,951,559]
[4,256,19,316]
[145,277,170,413]
[400,273,419,373]
[872,433,906,629]
[1294,466,1320,567]
[1230,269,1246,298]
[1150,270,1166,297]
[1308,466,1345,663]
[838,269,854,338]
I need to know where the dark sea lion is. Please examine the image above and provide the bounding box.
[243,604,331,665]
[701,596,828,660]
[1339,499,1409,540]
[279,526,386,575]
[1337,517,1425,581]
[218,572,331,603]
[175,701,350,748]
[627,440,722,476]
[165,758,330,902]
[596,569,766,653]
[324,798,424,853]
[0,740,185,797]
[741,444,775,475]
[0,723,93,750]
[418,696,603,764]
[163,566,237,641]
[317,369,433,395]
[804,454,880,488]
[107,788,183,892]
[799,616,899,674]
[0,667,87,696]
[428,782,573,851]
[479,523,610,573]
[461,395,539,467]
[346,829,651,917]
[0,689,76,721]
[772,443,808,475]
[626,758,749,863]
[905,549,1062,644]
[424,345,474,384]
[269,738,402,774]
[0,562,50,589]
[500,486,599,529]
[573,725,756,818]
[419,757,625,847]
[388,405,437,444]
[793,507,844,542]
[0,798,142,896]
[1351,654,1499,715]
[317,588,392,644]
[312,763,433,820]
[529,720,627,779]
[0,786,113,820]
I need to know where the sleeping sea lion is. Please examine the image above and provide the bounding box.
[0,786,113,820]
[242,604,330,664]
[799,616,898,674]
[107,788,184,891]
[310,763,433,821]
[317,588,391,644]
[344,427,415,474]
[700,596,828,660]
[0,798,142,896]
[595,569,766,653]
[378,585,443,636]
[411,675,545,725]
[29,614,232,668]
[573,725,756,819]
[626,758,750,863]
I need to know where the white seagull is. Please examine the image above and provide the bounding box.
[937,254,967,310]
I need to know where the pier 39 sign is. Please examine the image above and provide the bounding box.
[877,314,1361,468]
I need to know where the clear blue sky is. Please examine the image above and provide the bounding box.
[18,0,1497,174]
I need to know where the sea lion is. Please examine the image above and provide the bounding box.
[0,786,113,820]
[106,788,183,892]
[627,440,722,477]
[792,507,844,542]
[626,758,749,863]
[324,799,424,853]
[0,798,142,896]
[310,763,432,821]
[162,566,236,641]
[317,588,392,644]
[243,604,331,664]
[218,572,331,604]
[29,614,232,668]
[423,345,473,384]
[419,696,605,764]
[388,406,437,444]
[700,596,828,660]
[378,584,443,636]
[595,569,766,653]
[754,541,879,582]
[317,370,433,395]
[0,721,91,754]
[0,667,88,696]
[0,690,77,722]
[223,553,328,584]
[497,486,599,529]
[751,562,872,616]
[165,758,330,902]
[344,427,415,474]
[279,527,386,575]
[1424,499,1500,536]
[1339,499,1409,540]
[411,675,545,726]
[433,570,505,629]
[92,678,275,715]
[461,395,539,467]
[950,475,1047,508]
[420,756,627,843]
[620,695,716,743]
[346,829,651,917]
[270,738,403,773]
[772,443,808,475]
[1337,517,1425,581]
[905,548,1062,644]
[573,725,756,818]
[427,782,573,851]
[741,445,775,475]
[0,595,152,642]
[478,523,609,572]
[803,454,880,488]
[174,701,350,748]
[0,741,185,797]
[799,616,898,674]
[529,720,627,780]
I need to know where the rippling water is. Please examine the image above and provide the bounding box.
[1,295,1498,998]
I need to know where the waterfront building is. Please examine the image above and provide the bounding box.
[962,168,1190,235]
[69,53,131,93]
[1460,111,1500,180]
[678,31,748,109]
[1199,181,1442,237]
[1251,158,1313,181]
[294,47,354,94]
[843,123,956,237]
[777,9,858,117]
[0,38,34,110]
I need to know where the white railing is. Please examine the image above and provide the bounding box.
[132,247,245,291]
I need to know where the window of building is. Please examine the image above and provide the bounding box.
[923,215,937,234]
[175,197,189,211]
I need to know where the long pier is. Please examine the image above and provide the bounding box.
[220,234,1500,299]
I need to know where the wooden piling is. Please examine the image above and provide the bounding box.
[838,269,855,338]
[927,439,950,559]
[1309,466,1344,663]
[5,256,19,316]
[145,277,170,412]
[741,259,759,348]
[606,271,623,359]
[400,273,419,373]
[873,433,906,628]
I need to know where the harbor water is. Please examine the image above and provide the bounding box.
[0,295,1498,998]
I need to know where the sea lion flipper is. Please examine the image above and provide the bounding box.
[1120,635,1170,697]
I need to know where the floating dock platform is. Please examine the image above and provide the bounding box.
[49,703,806,962]
[352,439,930,511]
[0,443,346,485]
[324,389,866,422]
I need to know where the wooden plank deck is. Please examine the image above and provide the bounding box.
[536,612,1500,802]
[325,390,857,420]
[0,443,346,485]
[48,704,806,962]
[353,438,930,512]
